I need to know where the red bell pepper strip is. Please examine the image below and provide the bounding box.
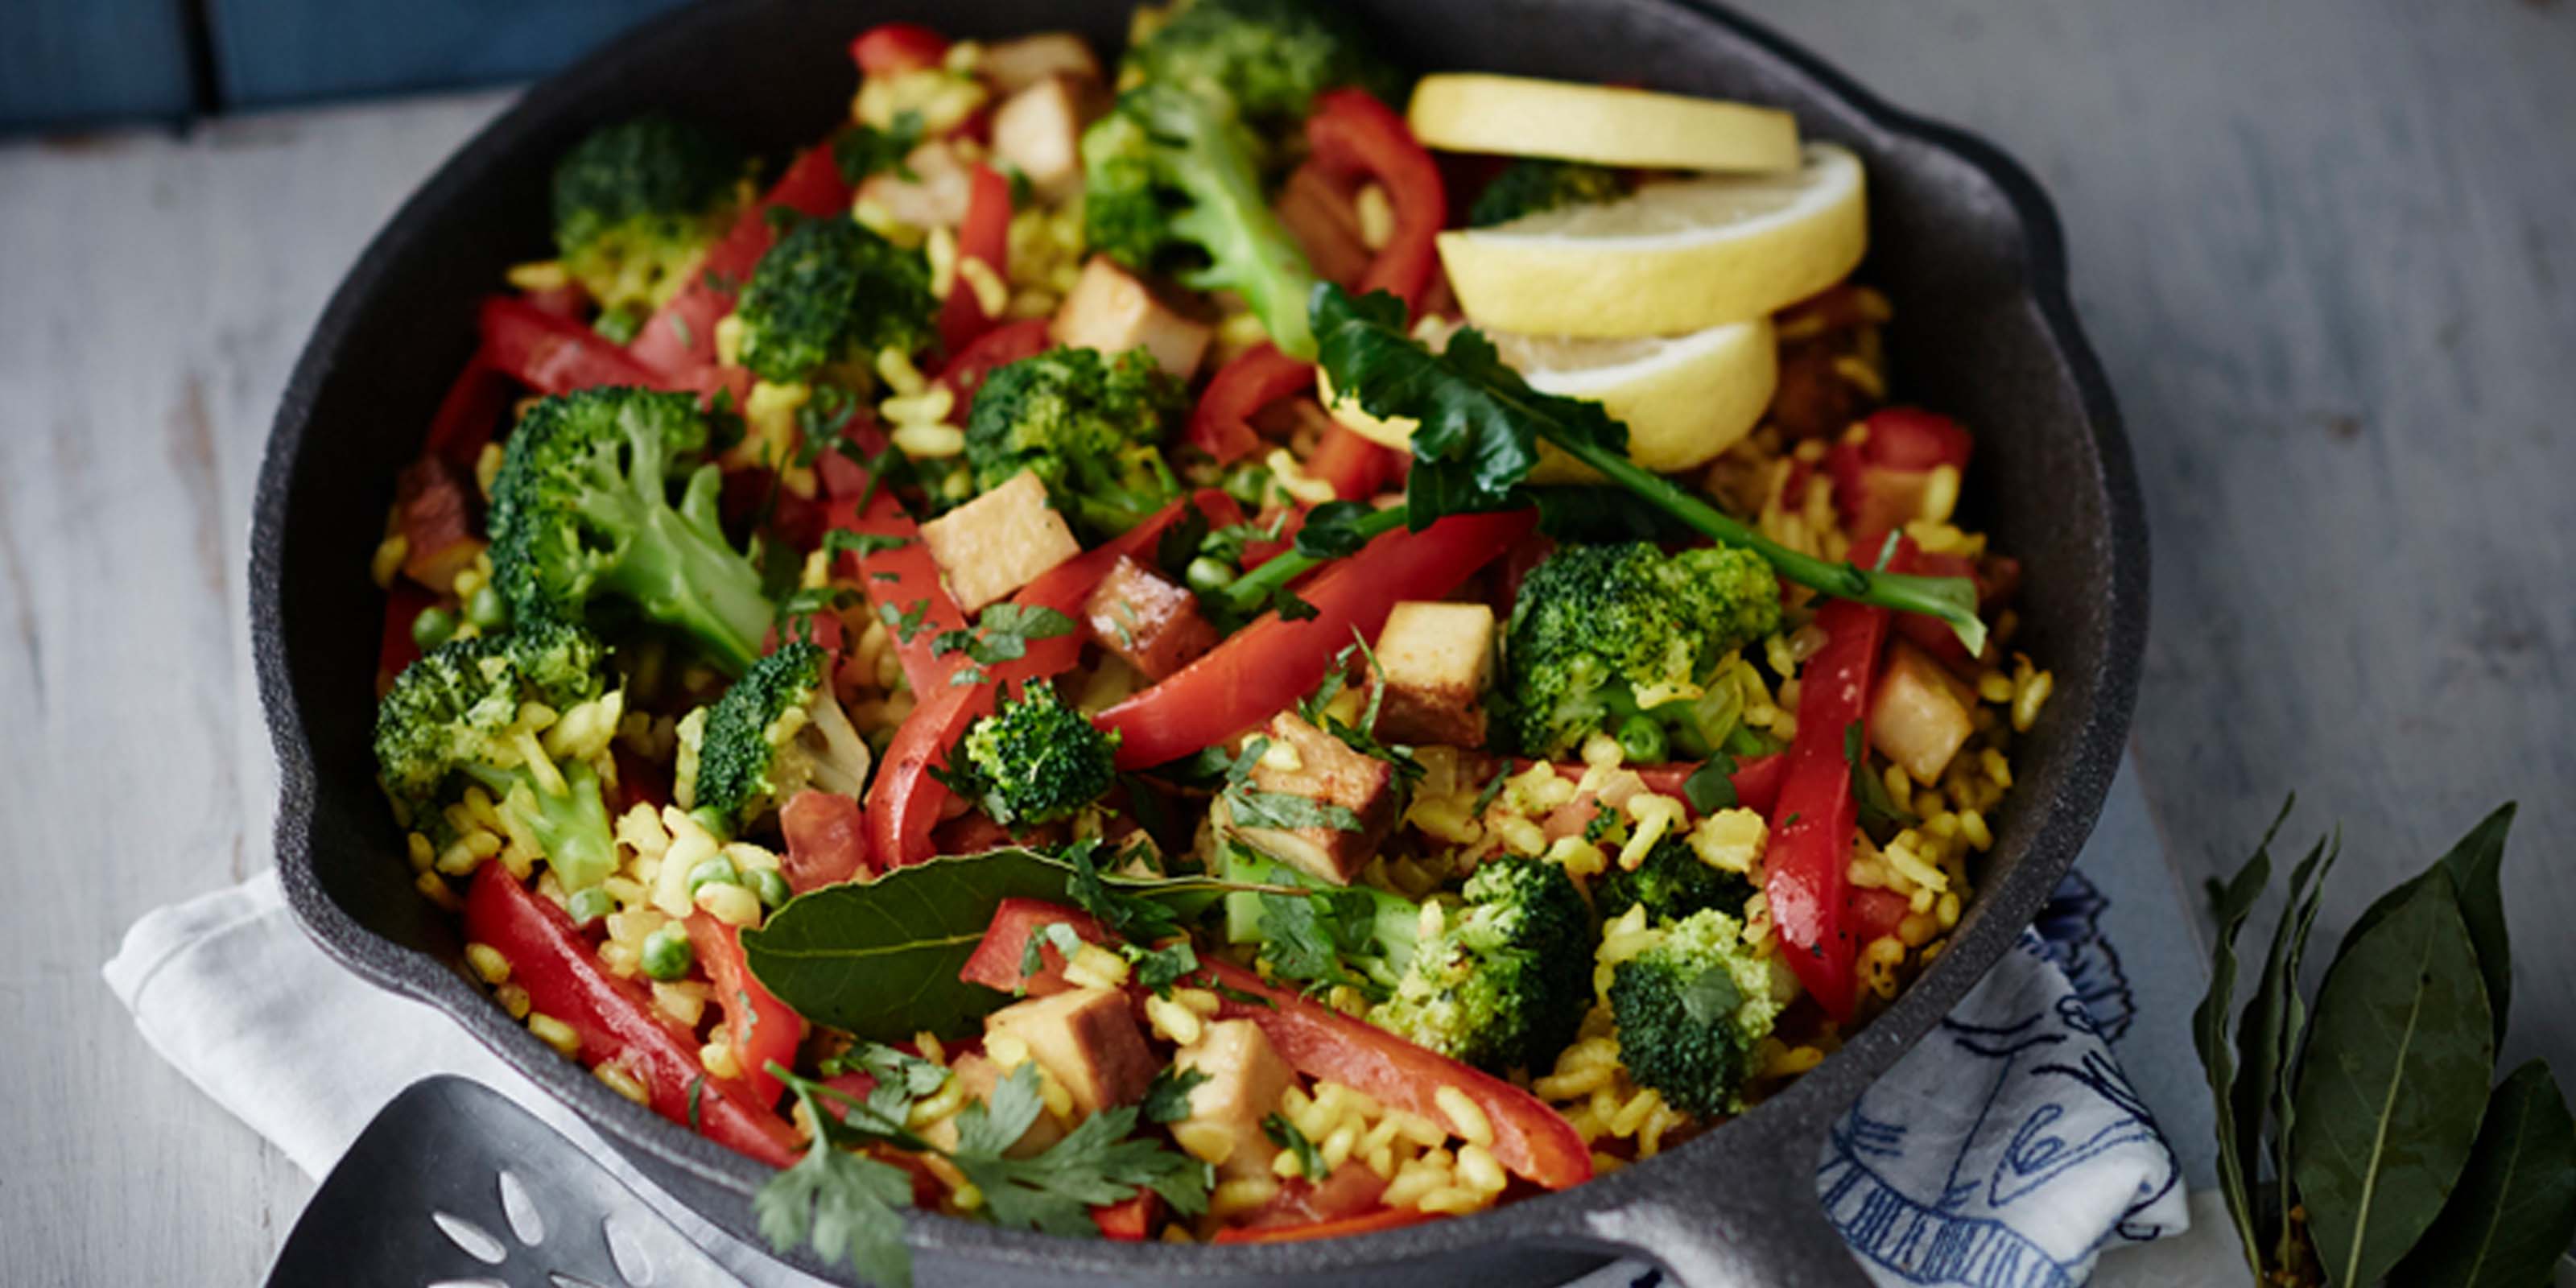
[630,143,855,374]
[1303,89,1447,312]
[1212,1204,1439,1245]
[851,22,949,77]
[1851,887,1913,947]
[778,789,873,892]
[959,902,1592,1191]
[1763,597,1893,1022]
[823,484,971,696]
[1089,1190,1161,1241]
[1306,420,1401,500]
[460,864,802,1168]
[936,164,1014,355]
[479,295,671,394]
[422,353,512,469]
[687,915,805,1111]
[935,316,1052,408]
[1096,510,1535,769]
[1186,343,1313,464]
[377,582,437,693]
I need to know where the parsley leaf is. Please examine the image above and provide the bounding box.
[1682,750,1742,814]
[932,603,1077,666]
[1061,837,1182,942]
[834,110,927,184]
[1845,722,1919,829]
[952,1066,1211,1235]
[877,598,933,643]
[1141,1065,1209,1125]
[824,529,910,561]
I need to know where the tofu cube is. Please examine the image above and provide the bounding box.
[857,139,973,229]
[1170,1020,1297,1177]
[992,75,1095,203]
[1221,712,1401,886]
[915,1053,1066,1157]
[979,32,1104,95]
[983,986,1159,1117]
[1084,555,1219,680]
[919,469,1081,612]
[1051,256,1212,379]
[1370,601,1496,747]
[1869,639,1978,783]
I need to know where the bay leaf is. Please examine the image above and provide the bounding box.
[2388,1059,2576,1288]
[2291,874,2494,1288]
[2194,802,2285,1276]
[2335,803,2516,1048]
[739,848,1252,1041]
[2235,831,2338,1253]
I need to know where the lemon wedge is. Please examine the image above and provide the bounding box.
[1406,73,1801,173]
[1437,143,1867,339]
[1323,316,1777,482]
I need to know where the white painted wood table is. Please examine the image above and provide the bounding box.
[4,2,2570,1282]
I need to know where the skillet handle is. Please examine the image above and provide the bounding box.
[1567,1100,1872,1288]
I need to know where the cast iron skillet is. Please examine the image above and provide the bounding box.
[251,1,2147,1282]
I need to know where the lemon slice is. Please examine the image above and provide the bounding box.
[1323,316,1778,482]
[1437,143,1867,339]
[1406,73,1801,173]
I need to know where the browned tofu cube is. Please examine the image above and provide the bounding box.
[1083,555,1218,681]
[1051,256,1212,379]
[1170,1020,1297,1177]
[983,987,1159,1117]
[1222,712,1401,886]
[979,32,1103,95]
[1869,639,1977,783]
[857,139,974,229]
[919,469,1081,612]
[992,75,1096,204]
[1370,601,1495,747]
[914,1053,1066,1157]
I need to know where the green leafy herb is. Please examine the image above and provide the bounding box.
[1018,921,1089,987]
[2334,802,2516,1048]
[931,603,1077,667]
[2231,828,2337,1272]
[1261,1113,1327,1182]
[1308,284,1986,654]
[1680,750,1740,814]
[878,598,933,644]
[1226,790,1363,832]
[1253,886,1383,996]
[953,1065,1210,1235]
[1290,500,1379,558]
[824,529,910,560]
[834,110,926,184]
[741,847,1271,1039]
[2193,803,2281,1278]
[1142,1066,1210,1125]
[2290,864,2494,1288]
[1210,980,1275,1009]
[2387,1059,2576,1287]
[1843,724,1918,830]
[1471,765,1511,816]
[757,1071,924,1288]
[687,1075,706,1132]
[1128,939,1201,995]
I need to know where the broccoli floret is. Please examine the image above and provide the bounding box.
[1503,542,1782,760]
[675,641,872,839]
[963,345,1186,537]
[731,216,937,385]
[1607,909,1788,1115]
[551,113,748,314]
[1593,835,1757,927]
[1470,159,1633,228]
[1124,0,1404,135]
[487,387,776,676]
[957,681,1121,827]
[373,620,622,890]
[1368,855,1594,1073]
[1080,84,1321,358]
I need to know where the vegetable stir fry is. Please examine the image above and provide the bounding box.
[367,2,2051,1278]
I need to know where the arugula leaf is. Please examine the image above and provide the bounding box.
[953,1066,1210,1235]
[1681,751,1740,814]
[1142,1065,1210,1125]
[1309,283,1987,654]
[1261,1113,1327,1182]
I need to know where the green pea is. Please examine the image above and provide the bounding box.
[745,867,791,910]
[411,605,457,650]
[1616,714,1669,765]
[686,856,741,894]
[564,886,613,927]
[1185,555,1236,595]
[465,583,509,630]
[640,926,694,981]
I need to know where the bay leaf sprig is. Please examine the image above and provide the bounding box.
[2197,801,2574,1286]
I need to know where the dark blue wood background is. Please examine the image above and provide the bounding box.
[2,0,689,132]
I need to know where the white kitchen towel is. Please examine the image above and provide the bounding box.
[105,868,2209,1287]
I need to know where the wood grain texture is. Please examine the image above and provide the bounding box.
[1,1,2571,1282]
